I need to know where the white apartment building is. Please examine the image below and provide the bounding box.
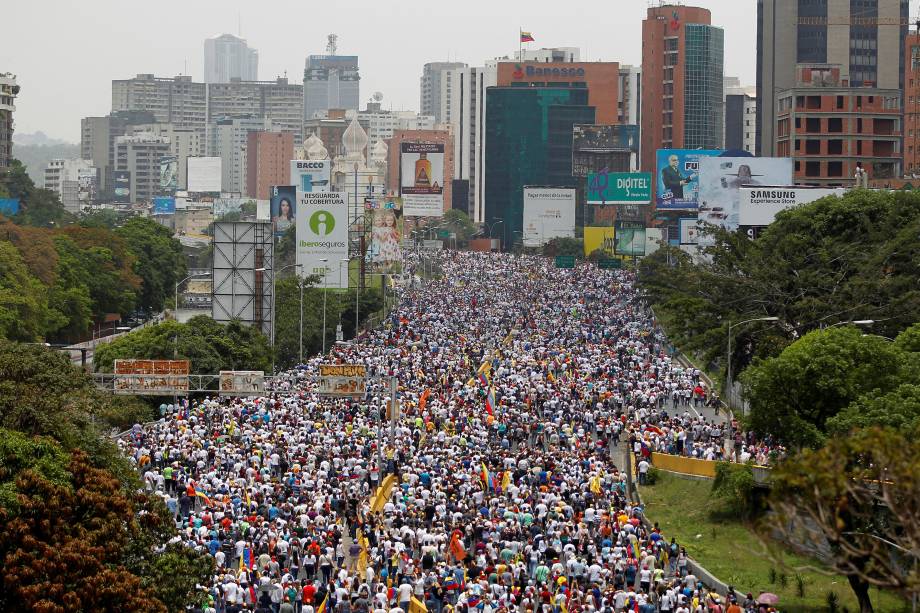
[206,116,275,194]
[352,105,436,151]
[114,133,171,203]
[443,64,497,222]
[44,158,97,213]
[420,62,467,123]
[129,123,204,190]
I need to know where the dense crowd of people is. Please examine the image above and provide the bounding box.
[121,252,779,613]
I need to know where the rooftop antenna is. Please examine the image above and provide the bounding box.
[327,34,338,56]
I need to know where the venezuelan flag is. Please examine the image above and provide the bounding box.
[485,387,495,416]
[481,462,491,490]
[520,31,535,43]
[316,593,329,613]
[194,488,212,507]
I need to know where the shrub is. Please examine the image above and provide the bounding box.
[711,461,757,519]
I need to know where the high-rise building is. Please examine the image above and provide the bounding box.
[81,110,157,196]
[724,77,757,154]
[128,123,204,190]
[207,116,276,194]
[303,55,360,121]
[112,74,208,133]
[775,65,901,184]
[904,30,920,174]
[246,131,293,199]
[443,65,498,222]
[114,133,171,203]
[641,5,724,172]
[43,158,97,213]
[496,61,621,125]
[206,77,303,143]
[357,103,436,151]
[0,73,19,170]
[756,0,909,156]
[618,65,642,126]
[420,62,468,123]
[484,86,595,246]
[204,34,258,84]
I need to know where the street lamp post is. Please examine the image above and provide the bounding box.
[271,263,301,373]
[320,258,329,356]
[726,316,780,415]
[487,219,504,251]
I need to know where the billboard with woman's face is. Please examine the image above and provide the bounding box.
[270,185,296,236]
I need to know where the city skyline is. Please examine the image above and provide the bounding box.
[0,0,863,142]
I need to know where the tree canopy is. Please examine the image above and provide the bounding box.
[768,428,920,613]
[0,342,212,610]
[94,315,272,376]
[639,189,920,389]
[742,326,908,447]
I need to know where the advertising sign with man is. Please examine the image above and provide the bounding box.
[655,149,720,210]
[296,191,349,288]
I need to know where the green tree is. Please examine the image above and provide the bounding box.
[94,316,272,376]
[542,236,585,259]
[116,217,186,313]
[80,209,122,230]
[742,327,907,447]
[827,383,920,435]
[768,428,920,612]
[639,190,920,385]
[441,209,477,244]
[0,241,54,341]
[1,160,73,228]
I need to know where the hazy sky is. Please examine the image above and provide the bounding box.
[5,0,920,142]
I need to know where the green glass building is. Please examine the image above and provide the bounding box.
[684,24,724,150]
[484,86,595,249]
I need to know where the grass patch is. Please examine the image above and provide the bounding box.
[639,471,907,612]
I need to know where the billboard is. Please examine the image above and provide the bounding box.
[587,171,652,205]
[400,142,444,217]
[522,187,576,246]
[270,186,297,236]
[159,156,178,195]
[219,371,265,397]
[187,157,222,193]
[655,149,721,210]
[0,198,20,216]
[697,157,793,232]
[615,221,646,257]
[317,363,367,397]
[572,124,639,178]
[114,359,190,396]
[739,186,846,227]
[366,196,403,274]
[113,170,131,204]
[152,197,176,215]
[290,160,332,194]
[679,218,700,245]
[296,191,349,288]
[583,226,616,257]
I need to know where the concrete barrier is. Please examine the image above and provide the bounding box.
[650,452,719,478]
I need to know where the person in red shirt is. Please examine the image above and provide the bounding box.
[302,579,316,606]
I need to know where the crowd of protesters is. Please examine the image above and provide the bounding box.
[121,252,778,613]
